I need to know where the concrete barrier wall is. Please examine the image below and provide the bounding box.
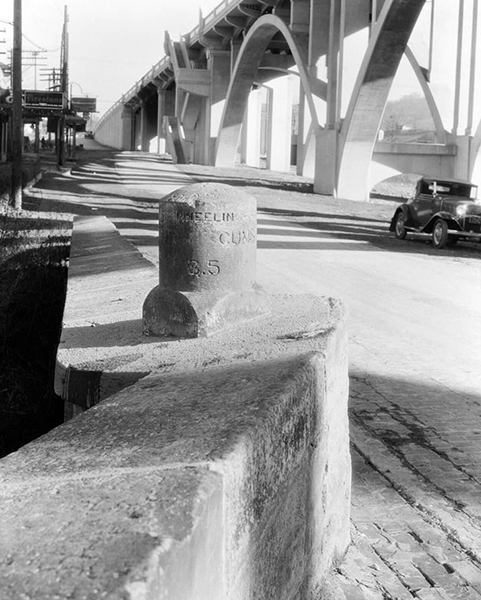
[95,103,125,149]
[0,214,351,599]
[372,142,457,185]
[0,351,350,600]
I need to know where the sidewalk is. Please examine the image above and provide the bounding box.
[24,149,481,599]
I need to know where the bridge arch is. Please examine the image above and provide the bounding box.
[360,45,449,192]
[337,0,427,200]
[215,14,321,167]
[404,46,446,144]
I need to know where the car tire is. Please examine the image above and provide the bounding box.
[432,219,449,249]
[394,212,407,240]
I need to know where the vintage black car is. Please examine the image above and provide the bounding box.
[390,177,481,249]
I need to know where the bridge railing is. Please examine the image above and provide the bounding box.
[97,55,171,126]
[189,0,240,42]
[96,0,244,130]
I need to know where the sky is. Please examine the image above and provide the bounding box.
[0,0,479,134]
[0,0,221,116]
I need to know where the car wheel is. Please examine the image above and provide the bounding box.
[394,212,407,240]
[432,219,449,249]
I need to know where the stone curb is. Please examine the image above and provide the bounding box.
[1,351,351,600]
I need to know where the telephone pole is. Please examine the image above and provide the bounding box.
[57,5,68,167]
[11,0,23,209]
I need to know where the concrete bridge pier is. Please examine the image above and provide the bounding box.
[206,49,231,165]
[130,102,141,151]
[95,0,481,198]
[243,88,263,168]
[154,83,167,154]
[139,100,149,152]
[267,76,294,172]
[314,129,339,197]
[233,78,297,172]
[117,89,176,155]
[454,134,477,183]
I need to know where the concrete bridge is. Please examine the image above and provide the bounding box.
[95,0,481,200]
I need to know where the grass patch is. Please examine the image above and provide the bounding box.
[0,206,71,457]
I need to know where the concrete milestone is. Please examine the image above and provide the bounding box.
[143,182,270,338]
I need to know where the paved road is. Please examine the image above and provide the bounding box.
[253,205,481,598]
[29,151,481,599]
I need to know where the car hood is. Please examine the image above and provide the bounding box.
[438,198,481,215]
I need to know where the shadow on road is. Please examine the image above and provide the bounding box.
[257,213,481,259]
[24,151,481,261]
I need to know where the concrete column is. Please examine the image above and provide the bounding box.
[240,106,248,165]
[290,0,310,33]
[466,0,478,136]
[133,108,139,151]
[336,0,346,124]
[326,0,341,128]
[308,0,330,71]
[72,128,77,158]
[302,0,345,191]
[208,49,231,164]
[34,120,40,153]
[139,100,149,152]
[160,91,177,159]
[452,0,464,136]
[192,96,208,164]
[313,128,338,195]
[268,76,293,172]
[209,49,231,106]
[245,89,262,168]
[121,106,133,151]
[156,86,166,154]
[454,134,473,182]
[296,86,306,175]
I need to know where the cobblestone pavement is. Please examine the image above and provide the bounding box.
[27,151,481,599]
[180,164,481,598]
[245,194,481,598]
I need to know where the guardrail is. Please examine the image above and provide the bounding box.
[97,55,171,126]
[189,0,240,42]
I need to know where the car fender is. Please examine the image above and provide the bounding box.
[389,205,414,232]
[421,212,461,233]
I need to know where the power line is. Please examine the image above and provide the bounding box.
[0,18,58,51]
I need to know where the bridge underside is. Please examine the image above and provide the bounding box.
[95,0,480,200]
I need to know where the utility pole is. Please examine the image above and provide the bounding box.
[11,0,23,209]
[19,49,47,89]
[40,67,60,90]
[58,5,68,167]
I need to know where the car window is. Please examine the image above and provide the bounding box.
[419,181,432,194]
[421,180,477,199]
[429,184,450,193]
